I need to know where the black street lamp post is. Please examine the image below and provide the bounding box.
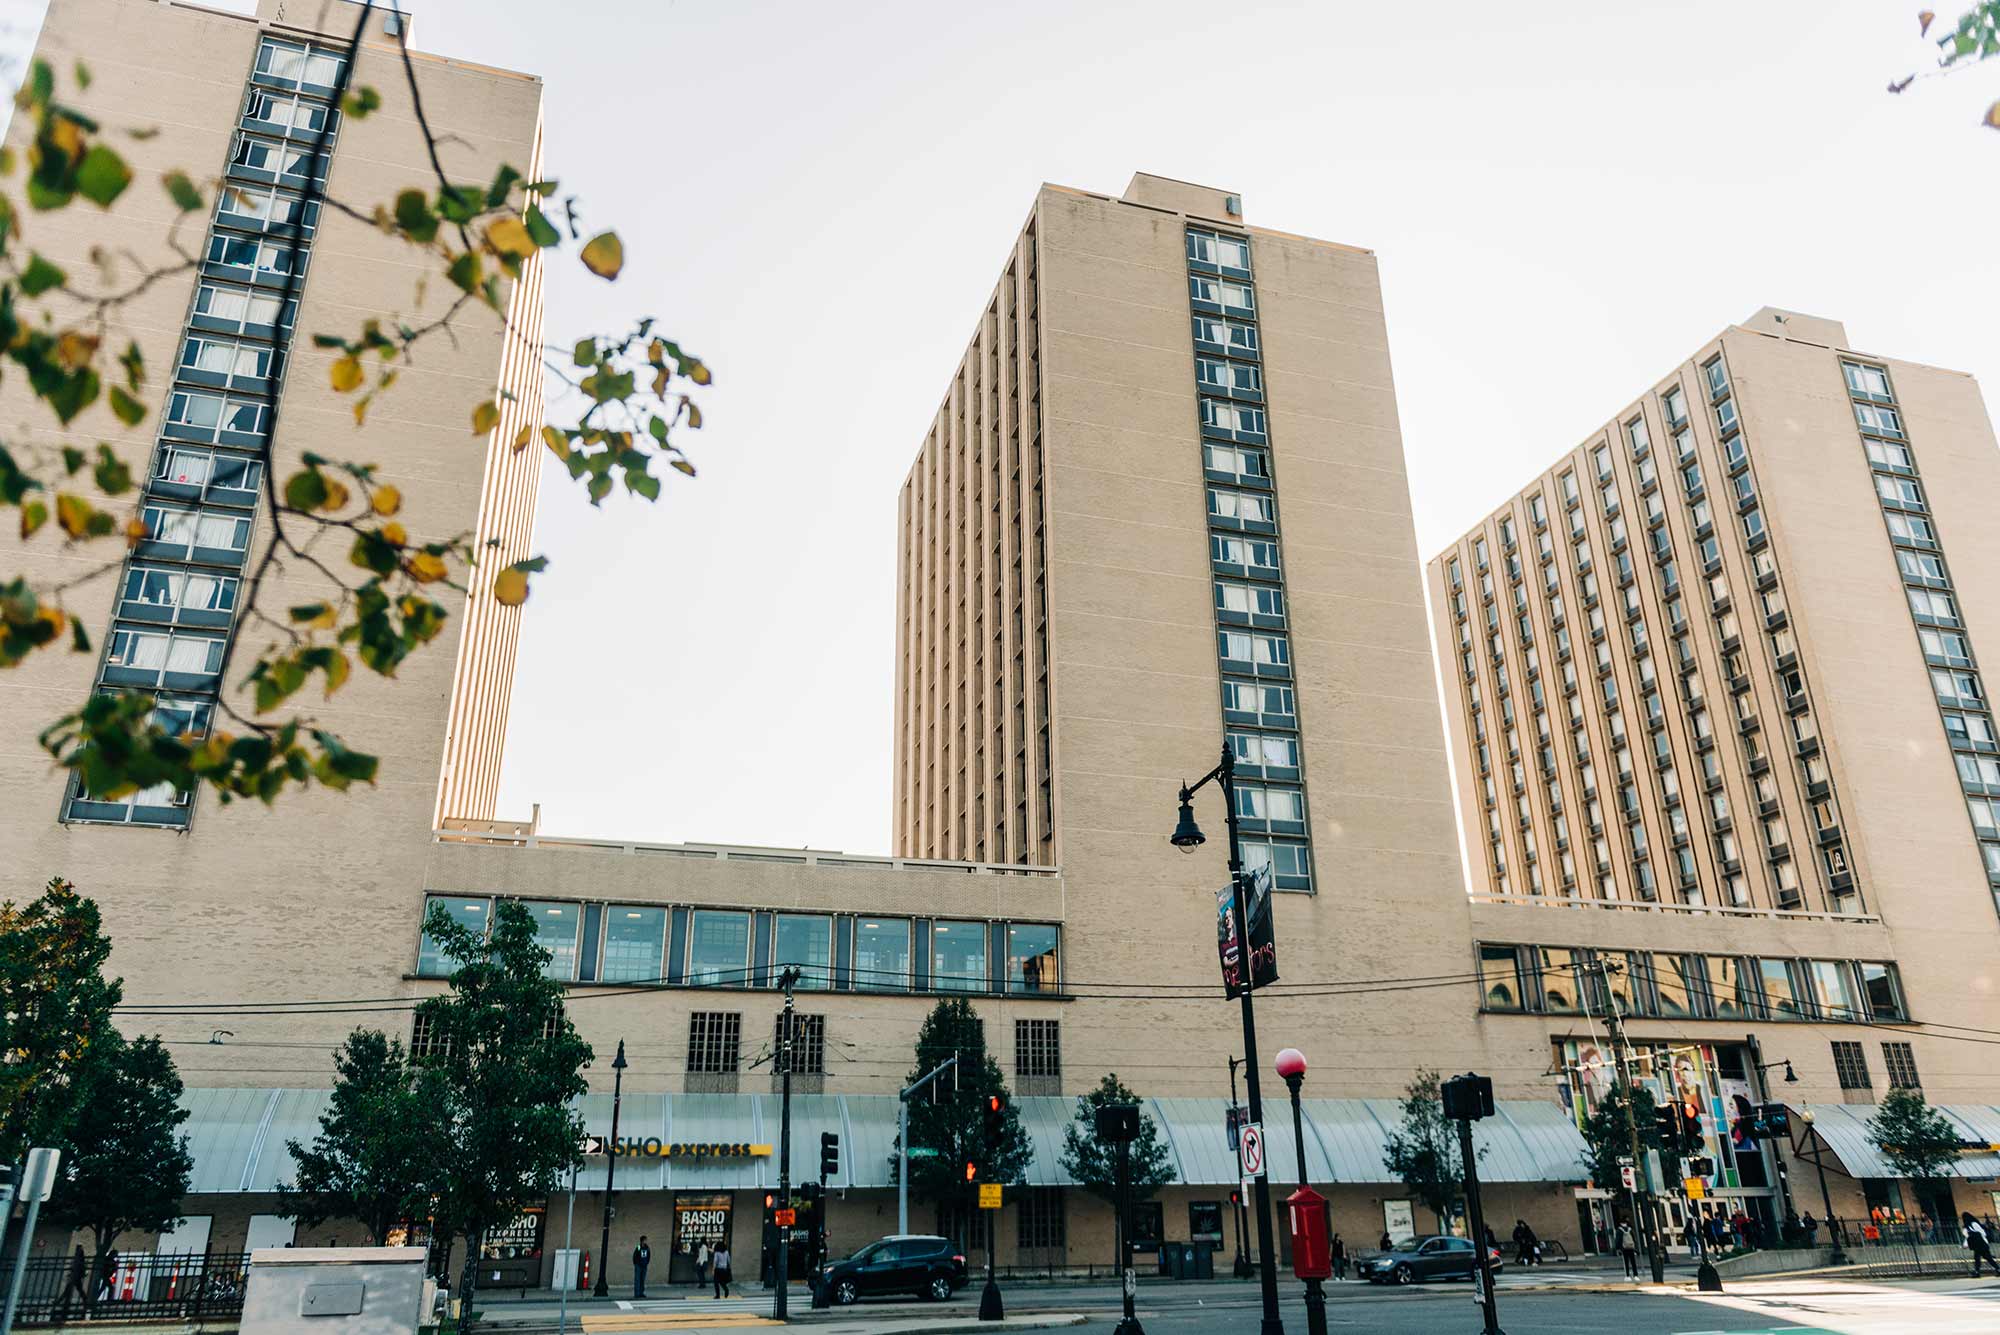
[593,1040,627,1298]
[1228,1056,1253,1279]
[1173,742,1284,1335]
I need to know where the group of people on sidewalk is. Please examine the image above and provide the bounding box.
[628,1236,734,1300]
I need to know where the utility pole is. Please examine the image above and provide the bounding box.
[1592,961,1663,1283]
[593,1041,627,1298]
[774,967,801,1322]
[898,1056,958,1235]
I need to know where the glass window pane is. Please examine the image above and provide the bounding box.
[854,917,911,992]
[688,909,751,987]
[1651,954,1695,1018]
[1708,956,1755,1019]
[1861,962,1906,1021]
[1480,945,1522,1011]
[931,919,985,992]
[1538,947,1582,1013]
[1759,958,1803,1018]
[523,900,580,980]
[1006,923,1059,995]
[773,913,832,990]
[418,896,488,977]
[600,906,667,983]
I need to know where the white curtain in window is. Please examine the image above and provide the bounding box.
[181,574,227,610]
[162,451,210,485]
[123,633,169,668]
[195,513,247,549]
[149,509,197,545]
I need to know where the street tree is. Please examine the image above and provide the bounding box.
[0,0,711,809]
[1576,1082,1661,1193]
[1867,1086,1962,1194]
[416,898,592,1327]
[899,997,1032,1241]
[1058,1073,1176,1267]
[280,1028,450,1245]
[41,1031,193,1313]
[0,876,121,1161]
[1889,5,2000,117]
[1381,1068,1477,1231]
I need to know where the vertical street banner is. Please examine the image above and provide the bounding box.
[1215,863,1278,998]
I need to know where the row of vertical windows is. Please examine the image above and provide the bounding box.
[1479,940,1907,1024]
[1843,358,2000,913]
[1188,227,1310,891]
[63,35,348,828]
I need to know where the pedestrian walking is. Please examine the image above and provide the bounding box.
[1331,1233,1346,1281]
[1801,1211,1820,1246]
[1615,1221,1637,1279]
[58,1245,88,1316]
[695,1240,711,1288]
[712,1243,733,1298]
[1682,1218,1698,1258]
[1512,1219,1538,1267]
[632,1235,651,1299]
[96,1248,120,1302]
[1964,1213,1999,1277]
[1379,1231,1392,1251]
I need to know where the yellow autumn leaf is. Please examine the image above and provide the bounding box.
[20,501,48,539]
[320,477,351,512]
[542,425,570,459]
[55,330,98,371]
[486,215,534,258]
[372,484,401,516]
[322,648,350,698]
[579,230,623,280]
[382,521,408,547]
[296,602,337,630]
[1920,9,1936,36]
[123,516,145,547]
[406,551,448,583]
[513,423,533,452]
[1986,100,2000,129]
[472,400,500,436]
[54,493,92,539]
[686,359,712,387]
[492,566,529,606]
[331,355,363,392]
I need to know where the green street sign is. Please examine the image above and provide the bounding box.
[907,1147,940,1158]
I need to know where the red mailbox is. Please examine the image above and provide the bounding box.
[1285,1185,1331,1280]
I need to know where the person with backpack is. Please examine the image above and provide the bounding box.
[1964,1213,1998,1277]
[1614,1221,1637,1278]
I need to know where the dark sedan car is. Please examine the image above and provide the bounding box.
[1359,1235,1505,1285]
[821,1234,968,1304]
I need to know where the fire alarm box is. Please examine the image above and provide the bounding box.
[1285,1186,1331,1281]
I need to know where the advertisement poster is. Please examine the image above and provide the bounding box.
[1216,864,1278,998]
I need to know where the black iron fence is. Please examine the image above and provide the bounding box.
[8,1250,249,1328]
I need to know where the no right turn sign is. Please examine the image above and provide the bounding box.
[1238,1122,1265,1178]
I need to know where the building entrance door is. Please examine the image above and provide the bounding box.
[672,1194,732,1285]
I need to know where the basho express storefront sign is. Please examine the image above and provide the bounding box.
[584,1138,773,1160]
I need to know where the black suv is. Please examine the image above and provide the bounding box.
[820,1234,967,1304]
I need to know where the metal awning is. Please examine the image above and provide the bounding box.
[1801,1102,2000,1181]
[178,1088,1590,1196]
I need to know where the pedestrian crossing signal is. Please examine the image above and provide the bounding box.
[964,1160,977,1182]
[820,1131,840,1178]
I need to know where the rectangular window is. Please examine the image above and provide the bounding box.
[1015,1018,1061,1080]
[687,909,752,987]
[1908,587,1959,622]
[931,919,985,992]
[1195,355,1262,395]
[1944,712,1996,747]
[1201,397,1267,438]
[1844,362,1892,399]
[1007,923,1060,994]
[205,232,305,280]
[193,279,293,333]
[853,917,912,991]
[1898,550,1948,582]
[417,896,489,976]
[1810,960,1863,1021]
[1210,533,1280,574]
[255,36,348,89]
[1865,438,1914,470]
[1861,962,1907,1020]
[1192,315,1259,356]
[1229,729,1300,770]
[1876,474,1924,507]
[1536,946,1584,1013]
[1887,511,1936,545]
[522,901,580,980]
[1707,955,1755,1019]
[1932,669,1983,706]
[1882,1041,1920,1090]
[1649,953,1696,1018]
[687,1011,741,1073]
[600,906,668,983]
[1854,402,1904,437]
[1208,487,1275,526]
[1186,229,1252,271]
[776,1012,826,1075]
[773,913,833,989]
[1479,944,1523,1011]
[1758,958,1804,1018]
[1831,1040,1872,1090]
[1018,1188,1067,1251]
[1203,442,1270,484]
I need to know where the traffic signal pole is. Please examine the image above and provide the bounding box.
[897,1056,958,1235]
[1592,963,1664,1283]
[774,968,800,1322]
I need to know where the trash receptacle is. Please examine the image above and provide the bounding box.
[1189,1242,1215,1279]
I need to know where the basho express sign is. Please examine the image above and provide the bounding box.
[587,1138,773,1159]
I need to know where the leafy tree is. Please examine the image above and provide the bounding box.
[1381,1068,1479,1231]
[1867,1086,1962,1186]
[0,876,120,1161]
[1889,5,2000,115]
[1577,1082,1661,1194]
[1058,1073,1176,1266]
[41,1032,193,1314]
[0,0,712,807]
[417,899,591,1328]
[279,1029,450,1245]
[898,997,1033,1240]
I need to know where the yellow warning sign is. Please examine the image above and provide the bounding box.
[978,1182,1003,1209]
[1684,1177,1706,1199]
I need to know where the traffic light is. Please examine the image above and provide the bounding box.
[1229,1189,1242,1207]
[820,1131,840,1179]
[1654,1106,1679,1148]
[1677,1100,1703,1151]
[982,1093,1005,1145]
[1441,1072,1495,1121]
[763,1191,776,1211]
[964,1160,977,1183]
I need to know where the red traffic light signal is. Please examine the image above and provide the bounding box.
[963,1160,977,1182]
[763,1192,776,1210]
[1229,1190,1242,1206]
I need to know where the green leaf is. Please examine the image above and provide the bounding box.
[579,231,623,280]
[73,59,90,90]
[75,145,131,207]
[60,446,85,475]
[445,250,482,295]
[69,616,89,652]
[393,189,438,244]
[108,385,145,427]
[572,337,595,368]
[284,469,329,512]
[485,163,523,208]
[436,184,482,225]
[19,252,65,296]
[341,85,382,119]
[91,445,132,495]
[162,169,203,213]
[523,203,561,248]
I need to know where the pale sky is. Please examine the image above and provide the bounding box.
[15,1,2000,854]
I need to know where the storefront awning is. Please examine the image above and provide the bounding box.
[179,1089,1590,1196]
[1800,1102,2000,1181]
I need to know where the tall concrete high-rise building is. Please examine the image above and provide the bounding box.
[1428,308,2000,1238]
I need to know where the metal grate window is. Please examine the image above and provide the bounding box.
[1831,1040,1871,1090]
[775,1012,826,1075]
[1882,1040,1921,1090]
[688,1011,742,1073]
[410,1011,449,1063]
[1015,1019,1060,1079]
[1016,1187,1066,1251]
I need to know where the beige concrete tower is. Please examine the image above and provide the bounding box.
[1428,307,2000,1230]
[0,0,543,1064]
